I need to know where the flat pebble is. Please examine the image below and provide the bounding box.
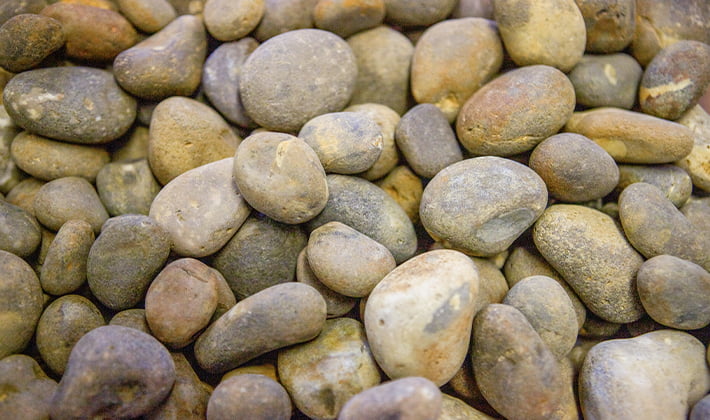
[0,354,57,420]
[574,0,636,53]
[0,199,40,257]
[96,158,161,216]
[420,157,548,257]
[0,13,64,73]
[384,0,456,26]
[117,0,177,33]
[314,0,384,38]
[376,165,423,223]
[195,282,326,373]
[204,0,265,41]
[278,317,380,419]
[50,325,176,419]
[207,374,291,420]
[146,352,212,420]
[150,158,250,257]
[33,176,108,233]
[344,103,400,180]
[40,219,93,295]
[338,377,442,420]
[616,164,692,207]
[296,248,356,318]
[3,66,137,144]
[87,214,170,310]
[568,53,642,109]
[676,105,710,192]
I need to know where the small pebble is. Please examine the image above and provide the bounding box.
[109,308,152,335]
[203,0,265,41]
[96,158,161,216]
[344,103,400,180]
[207,374,291,420]
[338,377,443,420]
[384,0,456,26]
[376,165,423,223]
[253,0,317,41]
[116,0,177,33]
[146,352,212,420]
[40,219,94,295]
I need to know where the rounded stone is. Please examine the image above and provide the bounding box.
[253,0,318,41]
[278,318,381,419]
[233,132,327,224]
[35,294,105,375]
[383,0,456,26]
[313,0,384,38]
[494,0,586,72]
[568,53,642,109]
[529,133,619,203]
[206,374,291,420]
[411,17,503,122]
[149,158,250,257]
[0,250,43,359]
[32,176,108,234]
[10,131,110,182]
[204,0,265,41]
[0,13,64,73]
[145,258,220,349]
[96,158,161,216]
[365,250,480,386]
[148,96,239,185]
[456,65,575,156]
[40,219,94,295]
[376,165,423,223]
[343,103,400,180]
[0,354,57,420]
[2,66,137,144]
[87,215,171,310]
[533,204,645,323]
[574,0,636,53]
[420,157,548,257]
[676,105,710,192]
[0,199,40,257]
[109,308,152,335]
[50,325,176,419]
[616,164,692,208]
[296,248,357,318]
[116,0,177,33]
[339,377,442,420]
[240,29,357,132]
[194,282,327,373]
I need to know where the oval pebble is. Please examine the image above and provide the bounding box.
[33,176,108,234]
[296,248,356,318]
[0,199,40,257]
[253,0,318,41]
[338,377,442,420]
[344,103,400,180]
[109,308,152,335]
[575,0,636,53]
[96,158,162,216]
[116,0,177,33]
[0,13,65,73]
[206,374,291,420]
[568,53,642,109]
[40,219,94,295]
[204,0,265,41]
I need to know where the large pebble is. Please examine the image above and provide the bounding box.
[33,176,108,233]
[619,182,710,271]
[212,215,306,299]
[116,0,177,33]
[204,0,265,41]
[533,204,645,323]
[0,13,64,73]
[472,304,576,420]
[148,97,239,185]
[96,158,161,216]
[150,158,250,257]
[233,132,327,224]
[278,318,380,419]
[206,374,291,420]
[0,250,43,359]
[616,164,692,208]
[365,250,480,386]
[338,377,442,420]
[296,248,356,318]
[580,330,710,419]
[0,354,57,420]
[306,174,417,263]
[3,66,137,144]
[456,65,575,156]
[40,219,94,295]
[384,0,456,26]
[0,199,40,257]
[344,103,400,180]
[420,157,547,257]
[676,105,710,192]
[240,29,357,132]
[253,0,318,41]
[113,15,207,100]
[87,214,171,310]
[411,17,502,122]
[50,325,176,419]
[313,0,384,38]
[568,53,642,109]
[565,107,694,164]
[494,0,586,72]
[36,294,105,375]
[194,282,326,373]
[146,352,211,420]
[574,0,636,53]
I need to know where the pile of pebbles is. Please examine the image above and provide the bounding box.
[1,0,710,418]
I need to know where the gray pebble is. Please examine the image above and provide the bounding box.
[32,176,108,234]
[568,53,642,109]
[40,219,94,296]
[344,103,400,180]
[254,0,318,41]
[296,248,356,318]
[96,158,161,216]
[0,198,40,257]
[616,164,692,208]
[574,0,636,53]
[338,377,442,420]
[207,374,291,420]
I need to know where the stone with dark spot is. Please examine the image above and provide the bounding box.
[574,0,636,53]
[0,14,64,73]
[568,53,642,109]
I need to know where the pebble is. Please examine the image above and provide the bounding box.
[337,377,442,420]
[39,219,93,295]
[206,374,291,420]
[574,0,636,53]
[619,182,710,271]
[0,108,22,194]
[691,395,710,420]
[376,165,423,223]
[0,199,41,257]
[314,0,384,38]
[32,176,108,233]
[96,158,162,216]
[3,66,137,144]
[565,107,694,164]
[40,3,138,62]
[681,197,710,234]
[0,354,57,420]
[493,0,586,72]
[411,17,502,122]
[202,38,259,128]
[420,157,548,257]
[204,0,265,41]
[306,174,417,263]
[471,304,577,420]
[579,330,710,419]
[456,65,575,156]
[346,27,413,115]
[676,105,710,192]
[384,0,456,26]
[296,248,357,318]
[470,257,509,311]
[10,131,110,182]
[113,15,207,100]
[0,0,48,25]
[109,308,152,335]
[0,14,64,73]
[6,177,44,216]
[533,204,645,323]
[395,104,463,178]
[240,29,357,132]
[365,250,480,386]
[111,125,149,162]
[616,164,692,207]
[50,325,176,419]
[148,96,239,185]
[87,214,170,310]
[568,53,642,109]
[253,0,317,41]
[35,294,106,375]
[209,268,237,322]
[116,0,177,33]
[278,317,381,419]
[194,282,326,373]
[147,352,212,420]
[211,215,306,300]
[529,133,619,203]
[0,250,43,359]
[234,132,328,224]
[150,158,250,257]
[343,103,400,180]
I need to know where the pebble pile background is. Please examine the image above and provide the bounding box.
[1,0,710,419]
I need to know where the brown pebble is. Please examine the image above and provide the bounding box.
[0,14,65,73]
